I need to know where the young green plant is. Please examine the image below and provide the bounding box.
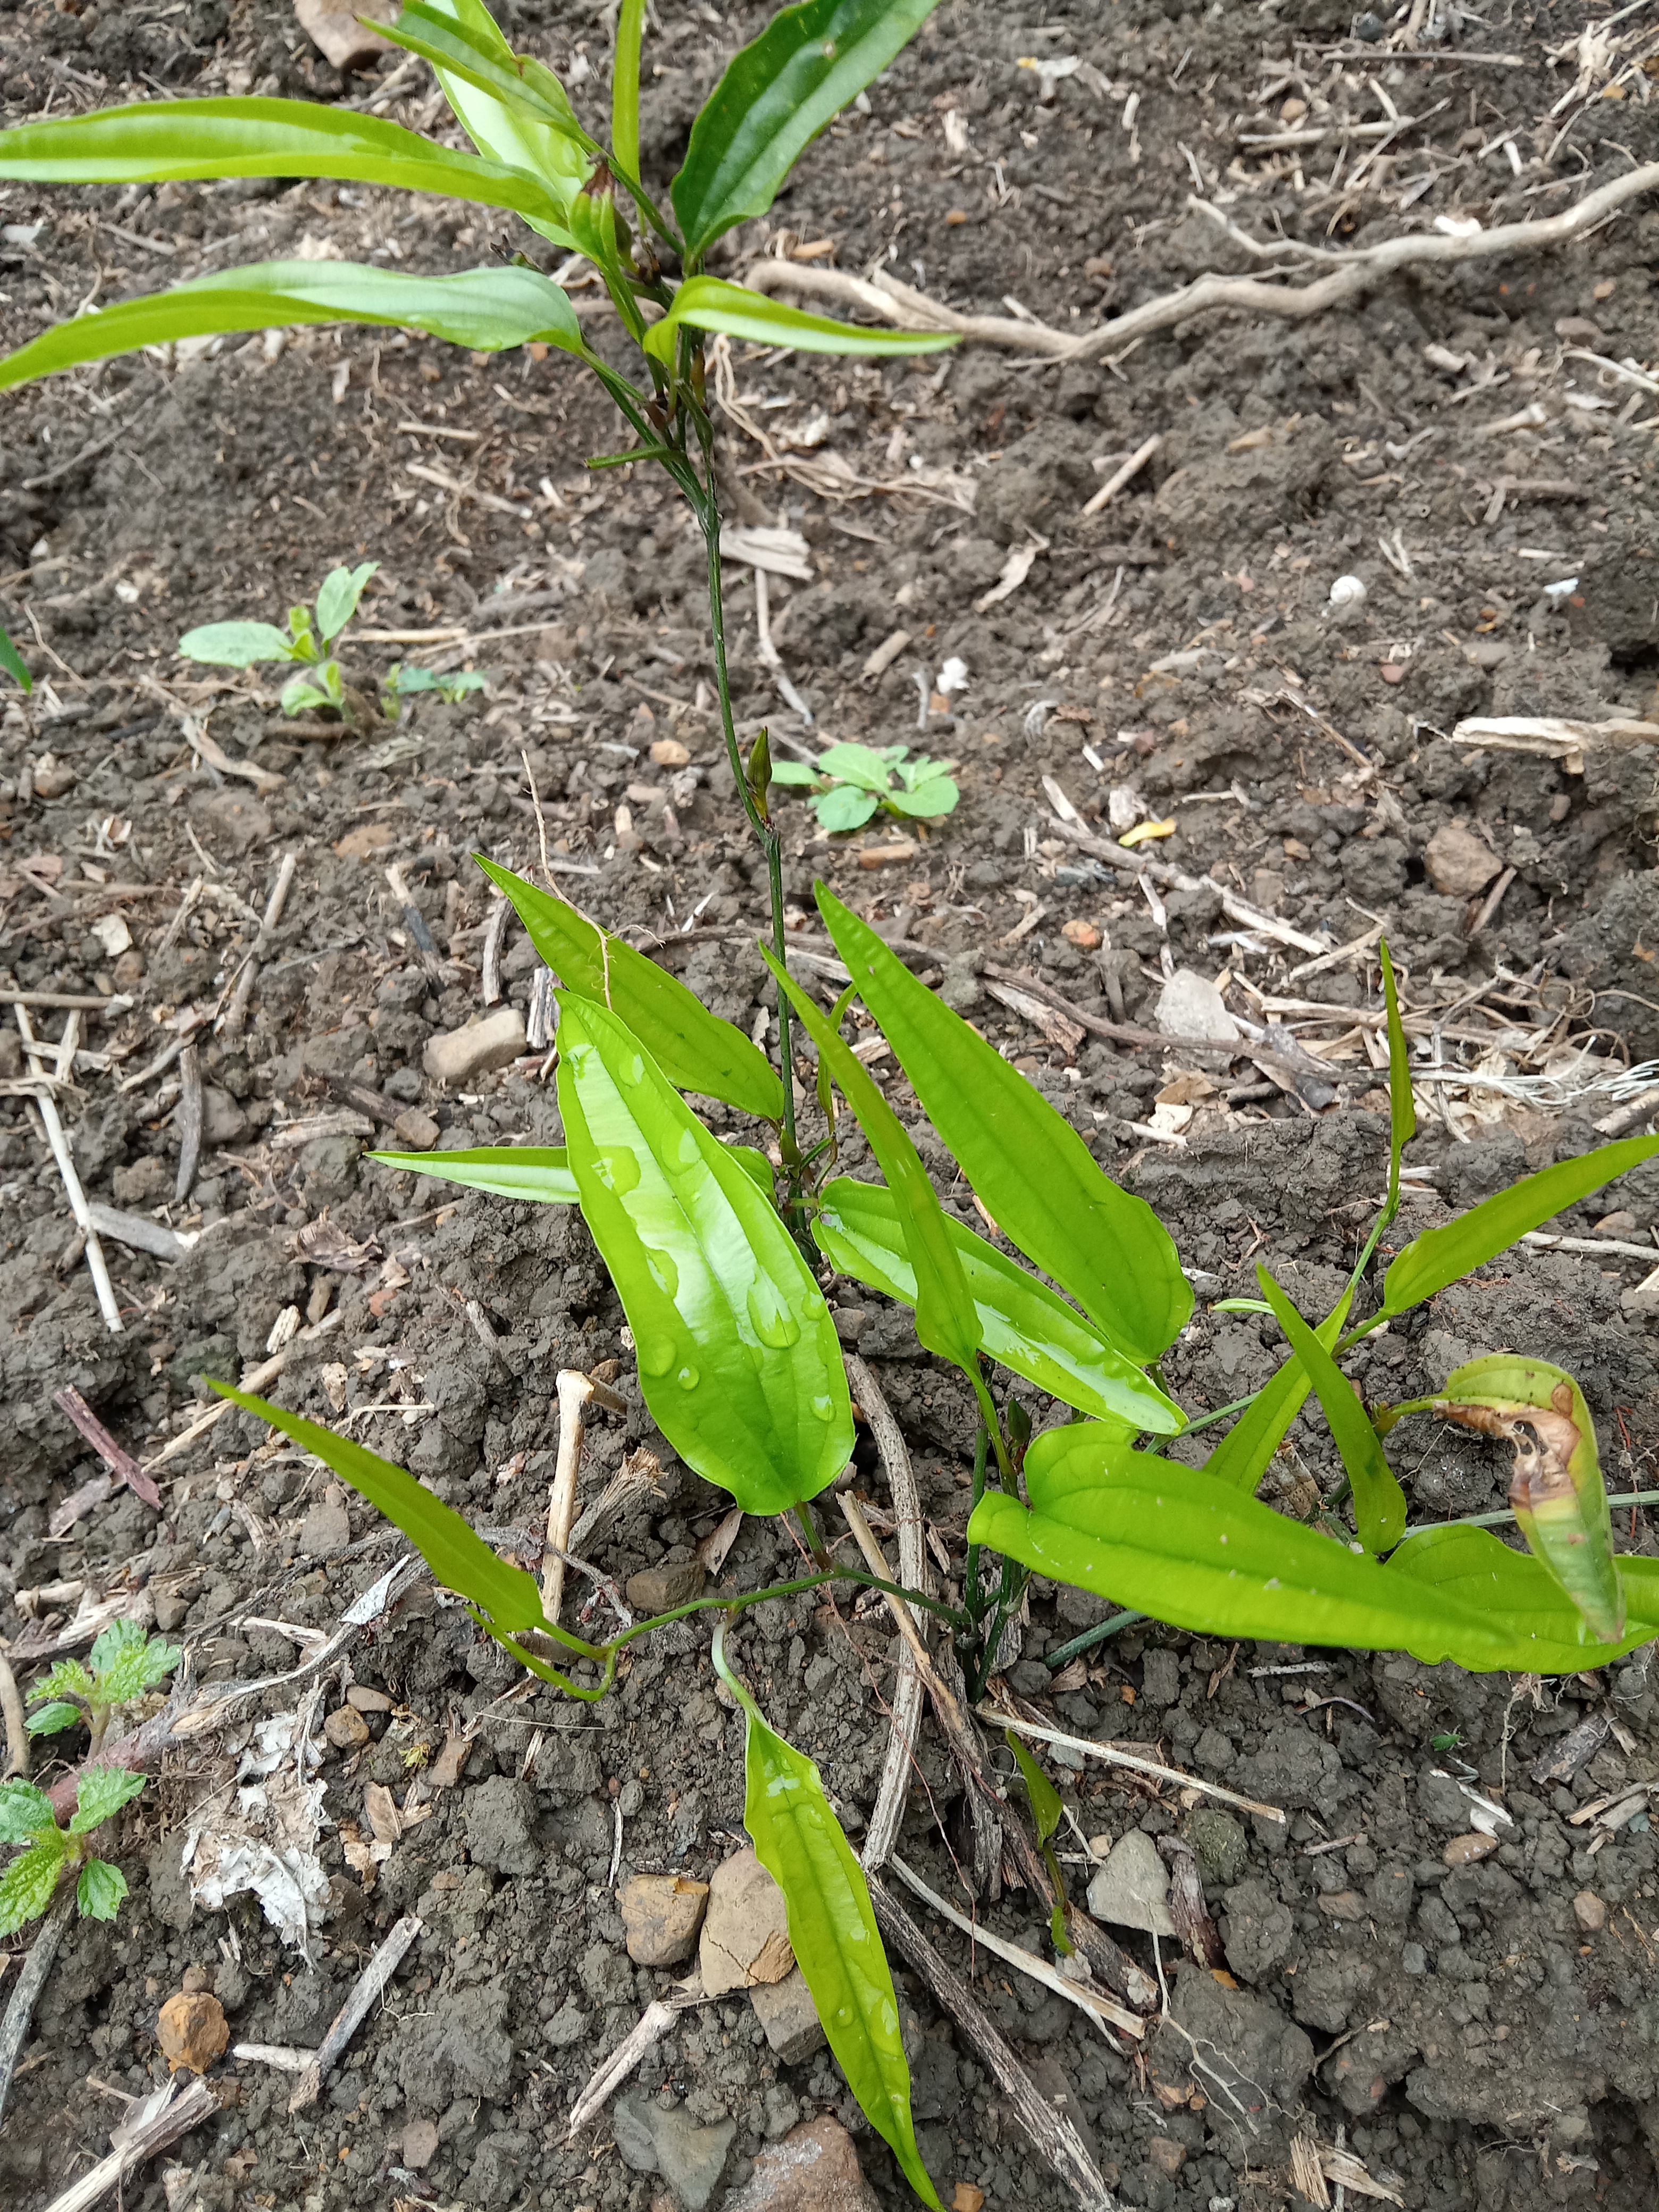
[178,560,381,721]
[25,1619,181,1758]
[0,1767,146,1934]
[769,741,960,832]
[0,623,29,692]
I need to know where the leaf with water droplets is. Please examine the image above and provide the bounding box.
[556,992,852,1514]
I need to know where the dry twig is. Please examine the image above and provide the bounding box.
[288,1913,423,2110]
[845,1354,929,1873]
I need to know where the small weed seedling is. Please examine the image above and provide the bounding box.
[0,622,28,692]
[26,1619,181,1758]
[769,740,960,832]
[381,661,491,715]
[179,560,380,720]
[0,1768,146,1933]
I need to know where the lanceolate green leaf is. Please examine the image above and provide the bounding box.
[1256,1265,1405,1553]
[817,886,1189,1364]
[1389,1523,1656,1673]
[207,1384,549,1633]
[967,1423,1654,1674]
[178,621,297,668]
[673,0,943,255]
[400,0,589,246]
[378,1,588,145]
[1200,1292,1351,1492]
[1004,1729,1061,1846]
[614,0,647,187]
[0,624,30,691]
[373,1144,582,1205]
[0,99,577,230]
[1378,937,1414,1214]
[315,562,379,644]
[726,1671,941,2208]
[813,1177,1181,1434]
[476,856,784,1119]
[644,275,956,363]
[0,263,584,393]
[763,949,981,1375]
[1380,1133,1659,1320]
[556,993,852,1514]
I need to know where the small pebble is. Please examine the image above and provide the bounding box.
[156,1990,229,2075]
[1573,1889,1607,1933]
[1443,1832,1498,1868]
[324,1705,371,1750]
[1061,918,1102,950]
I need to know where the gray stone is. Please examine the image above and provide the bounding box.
[542,1997,589,2049]
[613,2097,735,2212]
[1085,1829,1175,1937]
[201,1086,247,1146]
[624,1559,707,1615]
[1141,1647,1180,1707]
[465,1775,539,1876]
[423,1008,526,1085]
[724,2116,881,2211]
[749,1968,826,2065]
[294,0,397,70]
[1221,1878,1294,1982]
[1187,1807,1247,1888]
[1154,968,1239,1044]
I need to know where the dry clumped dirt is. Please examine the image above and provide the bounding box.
[2,3,1659,2210]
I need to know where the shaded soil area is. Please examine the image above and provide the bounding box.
[2,4,1659,2211]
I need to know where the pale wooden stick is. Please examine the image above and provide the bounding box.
[565,1987,711,2139]
[542,1370,596,1624]
[1080,434,1161,517]
[990,1708,1286,1823]
[0,1652,28,1778]
[224,847,297,1042]
[14,1009,122,1334]
[36,2076,217,2212]
[289,1913,423,2110]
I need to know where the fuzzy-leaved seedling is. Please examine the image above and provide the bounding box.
[0,1768,145,1933]
[769,740,960,831]
[27,1618,181,1757]
[178,560,380,719]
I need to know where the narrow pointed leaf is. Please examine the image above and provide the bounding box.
[0,624,30,691]
[0,98,577,229]
[556,993,852,1514]
[1378,937,1414,1214]
[1382,1133,1659,1319]
[817,885,1189,1363]
[178,620,297,668]
[1256,1265,1405,1553]
[476,856,783,1119]
[966,1423,1652,1674]
[1004,1730,1061,1847]
[207,1382,549,1631]
[763,949,981,1373]
[372,1144,581,1204]
[644,274,954,362]
[673,0,943,254]
[1432,1355,1623,1643]
[378,0,586,143]
[812,1177,1181,1433]
[739,1705,942,2208]
[1200,1293,1351,1492]
[0,262,584,393]
[614,0,647,184]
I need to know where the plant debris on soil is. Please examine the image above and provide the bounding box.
[3,3,1659,2210]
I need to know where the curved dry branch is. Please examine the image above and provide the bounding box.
[743,161,1659,363]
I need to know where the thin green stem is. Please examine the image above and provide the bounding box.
[606,1565,966,1662]
[968,1367,1015,1489]
[1396,1489,1654,1541]
[963,1417,990,1629]
[1043,1609,1147,1670]
[795,1495,827,1567]
[1182,1391,1263,1438]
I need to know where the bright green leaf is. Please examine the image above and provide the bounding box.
[817,885,1190,1364]
[90,1619,181,1708]
[0,262,585,395]
[885,775,959,818]
[815,742,893,793]
[1388,1523,1655,1672]
[614,0,647,185]
[0,1842,64,1936]
[556,993,852,1514]
[1256,1265,1405,1553]
[77,1857,128,1923]
[67,1766,146,1836]
[24,1702,83,1738]
[0,1780,56,1845]
[739,1703,942,2208]
[372,1144,580,1205]
[812,1177,1182,1433]
[410,0,590,246]
[1200,1294,1351,1493]
[767,760,820,787]
[1004,1729,1062,1847]
[27,1658,94,1708]
[967,1423,1657,1674]
[763,948,982,1375]
[814,785,881,832]
[0,97,579,232]
[207,1383,550,1632]
[178,620,298,669]
[644,274,956,363]
[1378,937,1414,1215]
[475,856,784,1119]
[315,561,379,644]
[0,624,31,692]
[673,0,944,255]
[1381,1133,1659,1320]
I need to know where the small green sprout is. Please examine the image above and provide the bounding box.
[381,661,492,715]
[0,621,30,692]
[27,1618,181,1757]
[178,560,379,719]
[0,1767,145,1933]
[768,741,959,832]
